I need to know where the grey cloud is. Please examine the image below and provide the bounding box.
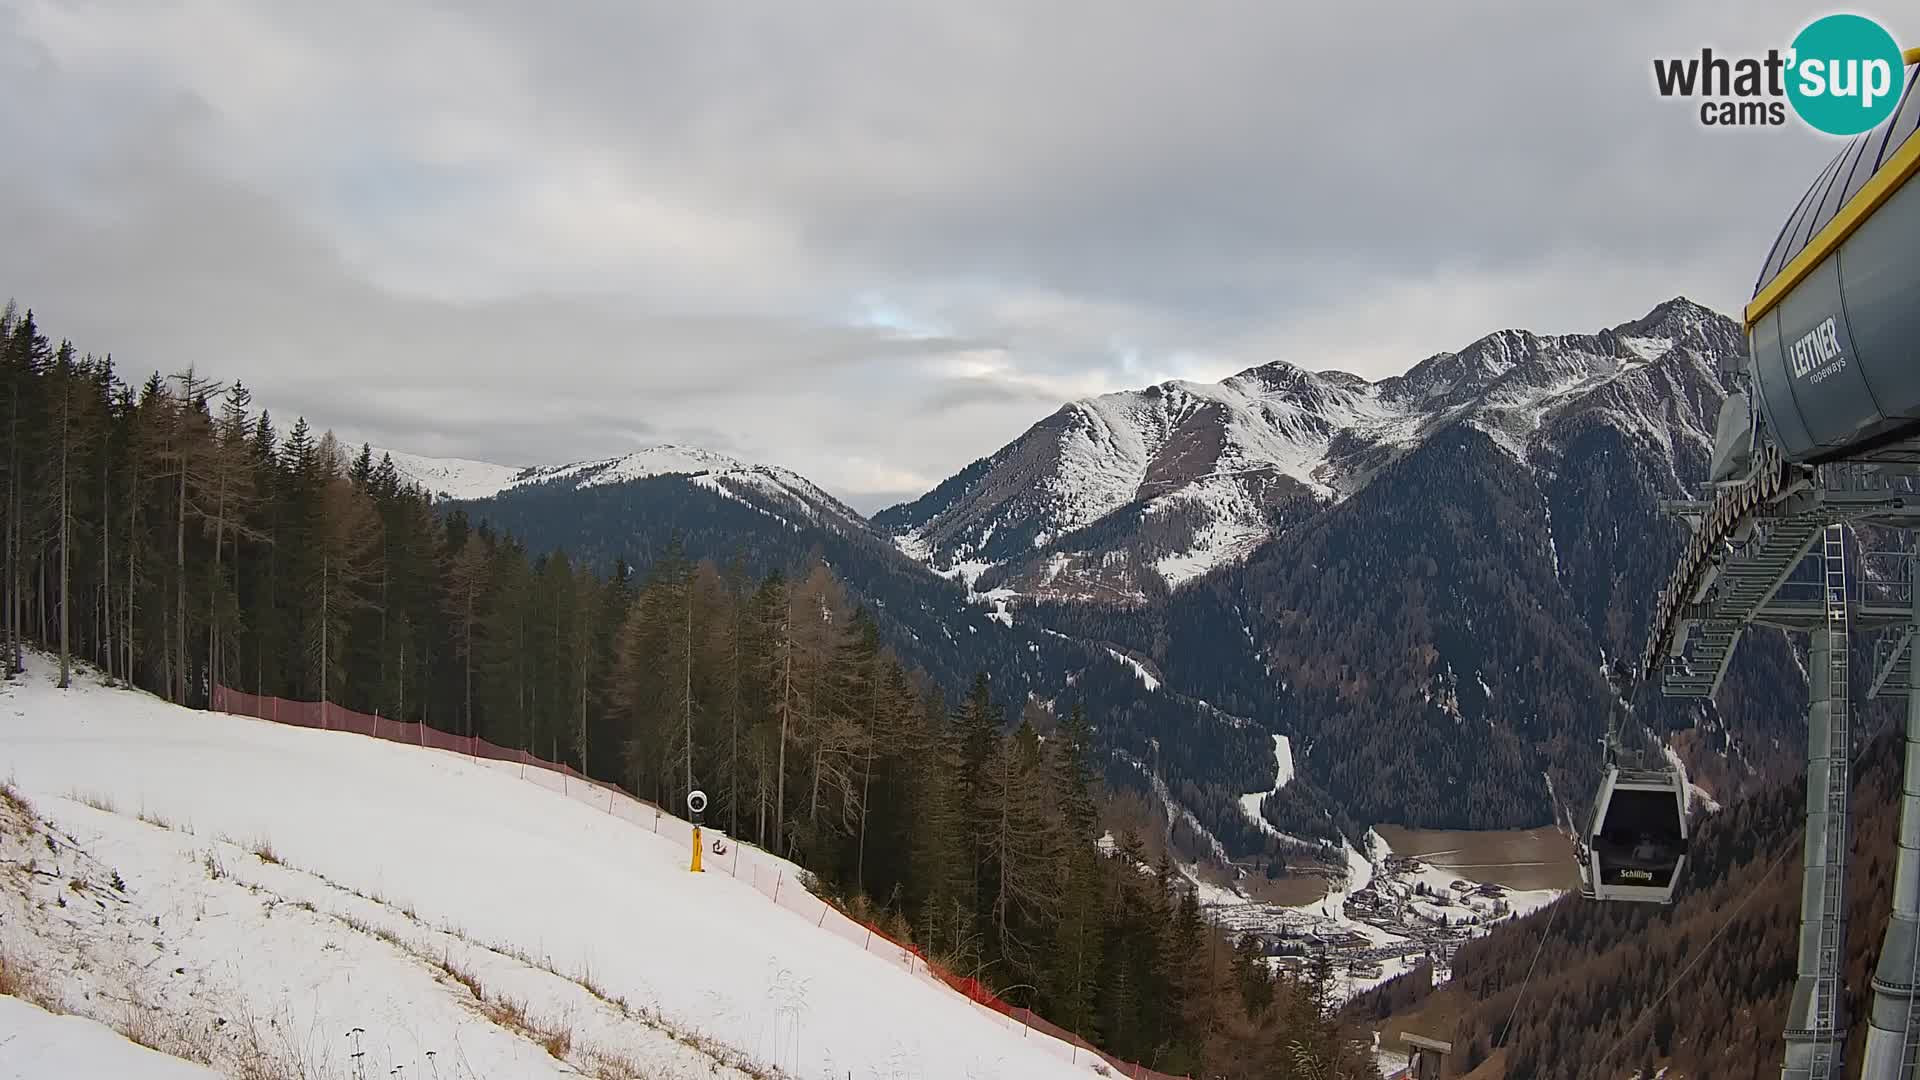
[2,0,1900,501]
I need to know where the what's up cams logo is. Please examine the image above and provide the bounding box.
[1654,13,1906,134]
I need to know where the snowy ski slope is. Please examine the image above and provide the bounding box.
[0,997,223,1080]
[0,657,1113,1080]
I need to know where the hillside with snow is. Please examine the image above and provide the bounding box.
[876,297,1730,601]
[377,443,868,536]
[0,658,1120,1080]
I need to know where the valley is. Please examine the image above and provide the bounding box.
[1370,826,1579,893]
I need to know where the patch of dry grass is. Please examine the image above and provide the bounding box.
[0,950,60,1011]
[116,1004,218,1066]
[0,778,32,820]
[440,953,485,1002]
[68,789,116,815]
[250,837,282,866]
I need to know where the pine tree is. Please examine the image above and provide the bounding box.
[977,727,1062,991]
[443,529,489,736]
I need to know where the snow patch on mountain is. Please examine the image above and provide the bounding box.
[376,448,530,502]
[531,444,757,489]
[1107,648,1161,691]
[378,444,866,533]
[1237,735,1295,840]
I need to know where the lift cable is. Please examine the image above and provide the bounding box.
[1496,898,1562,1049]
[1583,831,1800,1078]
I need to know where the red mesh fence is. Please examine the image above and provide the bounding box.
[210,686,1190,1080]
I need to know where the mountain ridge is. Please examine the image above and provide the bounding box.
[875,295,1733,603]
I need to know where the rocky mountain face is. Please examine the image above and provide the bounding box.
[1034,298,1811,831]
[877,298,1741,605]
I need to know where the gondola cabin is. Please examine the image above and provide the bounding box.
[1579,763,1689,904]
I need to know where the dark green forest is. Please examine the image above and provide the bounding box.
[0,303,1377,1079]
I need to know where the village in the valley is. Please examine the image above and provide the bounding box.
[1201,838,1564,1001]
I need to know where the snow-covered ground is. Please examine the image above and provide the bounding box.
[0,657,1116,1080]
[0,996,223,1079]
[373,447,530,501]
[1237,735,1294,840]
[1105,648,1161,691]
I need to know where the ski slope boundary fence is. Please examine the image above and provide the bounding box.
[209,686,1191,1080]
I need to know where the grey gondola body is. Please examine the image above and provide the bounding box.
[1580,763,1690,904]
[1749,67,1920,464]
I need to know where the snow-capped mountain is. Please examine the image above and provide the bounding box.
[876,297,1736,601]
[378,443,868,537]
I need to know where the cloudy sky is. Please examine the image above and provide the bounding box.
[1,2,1911,511]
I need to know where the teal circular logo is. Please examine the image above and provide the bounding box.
[1787,14,1905,135]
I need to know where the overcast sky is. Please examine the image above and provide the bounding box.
[1,2,1910,511]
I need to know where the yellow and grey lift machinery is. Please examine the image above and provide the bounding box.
[1625,48,1920,1080]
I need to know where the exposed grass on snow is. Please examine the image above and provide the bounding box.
[0,949,61,1012]
[0,776,33,820]
[251,835,283,866]
[68,788,117,815]
[136,804,190,833]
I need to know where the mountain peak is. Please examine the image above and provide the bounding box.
[884,297,1743,603]
[379,442,774,503]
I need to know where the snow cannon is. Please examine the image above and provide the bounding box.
[687,789,708,873]
[1745,54,1920,466]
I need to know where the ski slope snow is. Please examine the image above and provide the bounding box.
[0,997,223,1079]
[1236,734,1294,839]
[0,657,1116,1080]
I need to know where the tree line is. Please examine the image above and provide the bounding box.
[0,304,1379,1078]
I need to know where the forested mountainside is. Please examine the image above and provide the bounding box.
[1355,719,1907,1079]
[0,303,1382,1077]
[1022,299,1810,831]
